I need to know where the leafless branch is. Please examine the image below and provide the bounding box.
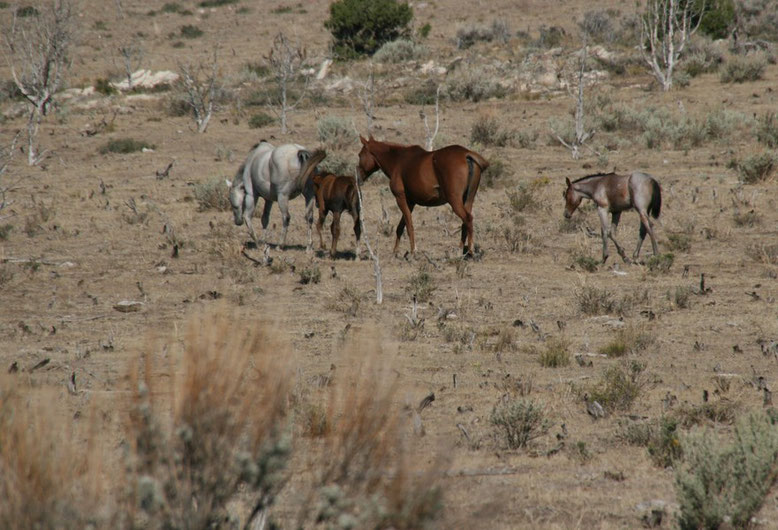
[0,132,21,215]
[420,85,442,151]
[177,46,222,133]
[266,32,309,134]
[357,67,376,135]
[353,168,383,305]
[639,0,706,91]
[553,44,596,160]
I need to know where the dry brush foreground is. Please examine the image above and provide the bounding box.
[2,0,778,528]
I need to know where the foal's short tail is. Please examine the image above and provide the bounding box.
[464,151,489,204]
[650,178,662,219]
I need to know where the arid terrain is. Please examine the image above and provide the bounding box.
[2,0,778,528]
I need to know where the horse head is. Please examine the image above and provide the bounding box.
[227,175,246,226]
[563,177,583,219]
[357,135,380,182]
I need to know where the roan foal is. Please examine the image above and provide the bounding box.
[563,171,662,263]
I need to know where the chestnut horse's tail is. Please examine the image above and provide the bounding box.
[464,151,489,204]
[650,178,662,219]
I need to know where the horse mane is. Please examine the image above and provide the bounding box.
[573,172,618,184]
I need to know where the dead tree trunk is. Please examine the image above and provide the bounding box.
[267,33,308,135]
[177,48,221,134]
[554,44,595,160]
[353,168,383,305]
[420,85,442,151]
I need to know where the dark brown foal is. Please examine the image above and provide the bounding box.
[312,171,361,258]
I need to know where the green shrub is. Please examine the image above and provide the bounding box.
[446,66,507,102]
[418,23,431,39]
[735,152,776,184]
[372,38,425,63]
[15,5,38,17]
[317,115,356,151]
[455,19,510,49]
[161,2,182,13]
[179,24,203,39]
[99,138,154,154]
[193,178,231,211]
[481,158,511,188]
[470,115,512,147]
[666,233,691,252]
[756,112,778,148]
[676,413,778,530]
[94,78,117,96]
[646,253,674,274]
[404,81,440,105]
[299,265,321,285]
[538,338,571,368]
[720,54,767,83]
[490,399,550,449]
[598,324,654,357]
[248,112,274,129]
[198,0,238,6]
[696,0,736,39]
[325,0,413,59]
[406,270,435,302]
[587,362,646,413]
[0,224,13,240]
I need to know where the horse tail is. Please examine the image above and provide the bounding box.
[298,149,327,189]
[348,179,361,217]
[650,178,662,219]
[464,151,488,204]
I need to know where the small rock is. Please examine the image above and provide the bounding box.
[114,300,144,313]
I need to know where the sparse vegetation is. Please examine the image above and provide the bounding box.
[676,413,778,530]
[299,265,321,284]
[720,53,767,83]
[646,252,674,273]
[576,285,616,315]
[317,115,357,151]
[455,19,510,49]
[179,24,203,39]
[756,112,778,148]
[733,151,776,184]
[406,269,435,303]
[490,398,550,449]
[598,324,654,357]
[446,65,507,102]
[538,337,571,368]
[99,138,154,154]
[372,38,425,63]
[586,362,647,413]
[248,112,274,129]
[470,115,513,147]
[193,178,230,211]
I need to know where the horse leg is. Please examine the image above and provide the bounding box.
[352,210,362,259]
[259,199,273,244]
[449,198,474,256]
[304,194,316,254]
[317,208,327,250]
[330,210,341,258]
[277,194,291,248]
[607,211,630,263]
[634,210,659,259]
[393,199,415,255]
[243,195,259,244]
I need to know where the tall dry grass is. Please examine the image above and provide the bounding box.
[123,305,293,529]
[0,379,105,529]
[294,333,445,529]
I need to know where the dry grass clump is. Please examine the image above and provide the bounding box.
[620,416,683,468]
[538,337,571,368]
[756,112,778,148]
[455,19,510,49]
[576,285,616,315]
[446,65,507,102]
[598,323,654,357]
[122,307,293,529]
[317,115,357,151]
[0,379,104,529]
[294,335,445,528]
[732,151,776,184]
[193,177,231,211]
[645,252,674,274]
[373,38,425,63]
[406,269,436,302]
[585,361,648,413]
[674,399,739,428]
[470,115,513,147]
[490,398,550,449]
[676,413,778,530]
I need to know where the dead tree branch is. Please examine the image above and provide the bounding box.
[3,0,78,165]
[357,67,376,136]
[266,32,309,135]
[420,85,442,151]
[353,168,383,305]
[554,44,596,160]
[0,132,21,216]
[640,0,705,91]
[177,47,222,133]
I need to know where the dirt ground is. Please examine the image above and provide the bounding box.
[2,0,778,528]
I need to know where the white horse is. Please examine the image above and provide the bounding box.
[226,140,324,250]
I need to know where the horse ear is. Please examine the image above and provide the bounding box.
[368,133,375,141]
[565,177,572,187]
[359,135,367,145]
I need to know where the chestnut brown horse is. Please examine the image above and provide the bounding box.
[311,170,361,258]
[563,171,662,263]
[357,135,488,256]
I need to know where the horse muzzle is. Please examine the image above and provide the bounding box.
[563,211,572,219]
[232,211,244,226]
